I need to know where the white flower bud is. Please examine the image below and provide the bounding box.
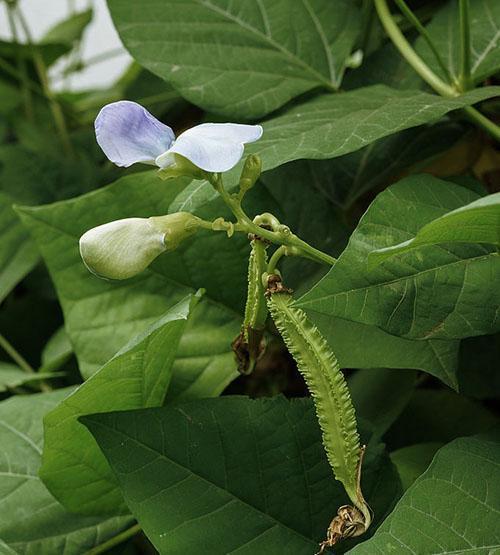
[79,218,166,280]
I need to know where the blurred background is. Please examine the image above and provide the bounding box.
[0,0,131,91]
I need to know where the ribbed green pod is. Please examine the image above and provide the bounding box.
[267,291,363,511]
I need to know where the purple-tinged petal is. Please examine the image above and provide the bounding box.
[156,123,263,172]
[95,101,175,167]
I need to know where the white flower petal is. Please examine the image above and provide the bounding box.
[156,123,263,172]
[95,101,175,167]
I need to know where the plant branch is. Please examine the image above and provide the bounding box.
[85,523,141,555]
[375,0,500,142]
[208,174,336,266]
[15,5,74,157]
[0,333,34,374]
[458,0,471,91]
[374,0,456,97]
[393,0,452,82]
[5,2,34,120]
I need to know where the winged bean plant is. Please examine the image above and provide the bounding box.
[0,1,499,554]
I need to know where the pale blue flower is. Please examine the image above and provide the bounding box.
[95,101,263,173]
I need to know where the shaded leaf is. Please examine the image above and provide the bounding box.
[384,389,498,450]
[349,368,417,439]
[0,192,39,303]
[0,362,61,393]
[390,442,443,491]
[42,9,93,46]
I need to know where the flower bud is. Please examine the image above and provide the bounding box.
[239,154,262,195]
[79,212,200,280]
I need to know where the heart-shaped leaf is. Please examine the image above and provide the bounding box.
[82,396,401,554]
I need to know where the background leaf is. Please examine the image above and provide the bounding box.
[82,396,401,554]
[40,293,199,516]
[348,434,500,554]
[0,388,133,554]
[349,368,417,439]
[41,9,93,46]
[0,192,39,303]
[108,0,360,118]
[384,389,497,450]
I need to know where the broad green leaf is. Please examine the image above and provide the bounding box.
[349,368,417,439]
[17,172,241,394]
[384,389,498,450]
[311,313,460,388]
[0,362,61,393]
[390,442,443,491]
[349,435,500,554]
[0,192,39,303]
[41,9,93,46]
[369,192,500,267]
[260,120,465,210]
[108,0,360,118]
[250,85,500,172]
[0,388,133,554]
[417,0,500,85]
[40,293,199,515]
[82,396,401,554]
[297,175,500,342]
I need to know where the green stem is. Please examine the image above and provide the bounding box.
[0,333,34,374]
[267,246,288,275]
[5,2,34,120]
[374,0,456,97]
[393,0,452,82]
[375,0,500,142]
[463,106,500,141]
[15,6,74,157]
[85,523,141,555]
[209,174,336,266]
[458,0,471,91]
